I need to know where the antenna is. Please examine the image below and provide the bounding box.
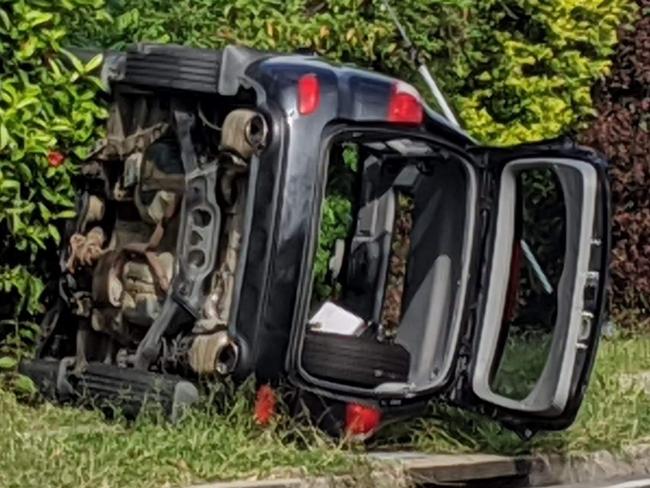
[381,0,460,128]
[381,1,553,286]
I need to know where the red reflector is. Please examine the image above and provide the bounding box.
[387,82,423,125]
[345,403,382,437]
[254,385,277,426]
[298,73,320,115]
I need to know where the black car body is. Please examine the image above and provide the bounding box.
[22,44,610,437]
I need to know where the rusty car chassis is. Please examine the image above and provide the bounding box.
[20,44,611,438]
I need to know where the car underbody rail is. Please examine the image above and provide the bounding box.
[20,358,199,420]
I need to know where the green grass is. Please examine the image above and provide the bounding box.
[491,328,552,400]
[1,336,650,488]
[374,335,650,455]
[0,385,364,488]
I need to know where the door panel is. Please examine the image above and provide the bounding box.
[472,158,600,418]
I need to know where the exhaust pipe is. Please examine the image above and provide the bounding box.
[188,331,240,376]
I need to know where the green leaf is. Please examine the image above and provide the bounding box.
[61,49,85,73]
[1,179,20,192]
[48,223,61,243]
[15,97,38,110]
[84,53,104,73]
[13,374,38,395]
[18,36,38,59]
[41,187,62,205]
[19,328,35,340]
[0,356,18,370]
[49,58,63,77]
[25,10,53,28]
[38,203,52,221]
[53,209,76,219]
[0,8,10,30]
[0,124,10,151]
[15,163,33,181]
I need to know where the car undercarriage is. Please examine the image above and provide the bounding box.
[24,45,271,416]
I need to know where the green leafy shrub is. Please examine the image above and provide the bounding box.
[70,0,631,146]
[0,0,107,330]
[452,0,632,145]
[313,144,358,301]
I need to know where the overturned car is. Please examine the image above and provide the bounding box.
[22,44,610,438]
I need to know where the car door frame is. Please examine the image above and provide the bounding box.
[453,139,611,435]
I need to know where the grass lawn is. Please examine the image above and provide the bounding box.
[1,335,649,488]
[375,334,650,454]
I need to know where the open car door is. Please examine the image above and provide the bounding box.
[457,140,611,435]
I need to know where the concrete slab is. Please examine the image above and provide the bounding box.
[188,444,650,488]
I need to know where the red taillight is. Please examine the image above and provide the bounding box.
[345,403,382,437]
[298,73,320,115]
[254,385,277,426]
[387,82,423,125]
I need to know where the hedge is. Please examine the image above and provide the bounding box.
[70,0,631,146]
[581,0,650,323]
[0,0,107,328]
[0,0,634,331]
